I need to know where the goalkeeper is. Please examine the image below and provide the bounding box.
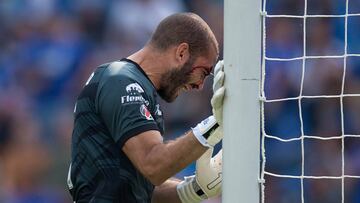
[67,12,225,203]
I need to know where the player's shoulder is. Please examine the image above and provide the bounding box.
[103,60,134,78]
[98,60,152,94]
[98,60,136,85]
[108,59,154,89]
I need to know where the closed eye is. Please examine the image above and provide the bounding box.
[193,66,212,77]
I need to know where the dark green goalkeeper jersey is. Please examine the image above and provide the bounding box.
[67,58,165,203]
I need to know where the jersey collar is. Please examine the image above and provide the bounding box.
[120,58,156,90]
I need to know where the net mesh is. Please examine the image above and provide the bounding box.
[260,0,360,202]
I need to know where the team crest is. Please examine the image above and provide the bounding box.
[140,104,153,120]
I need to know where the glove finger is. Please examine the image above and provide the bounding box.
[196,147,214,168]
[213,71,225,92]
[211,87,226,109]
[213,111,222,125]
[212,149,223,168]
[196,147,214,164]
[211,87,225,124]
[214,60,224,76]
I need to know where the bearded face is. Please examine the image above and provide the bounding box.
[157,57,195,102]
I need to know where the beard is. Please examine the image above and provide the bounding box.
[157,58,194,102]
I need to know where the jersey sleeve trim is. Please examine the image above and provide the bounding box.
[117,123,160,148]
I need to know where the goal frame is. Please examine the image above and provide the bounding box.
[222,0,262,202]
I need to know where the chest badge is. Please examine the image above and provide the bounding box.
[140,104,153,120]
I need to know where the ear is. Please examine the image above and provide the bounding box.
[175,43,190,65]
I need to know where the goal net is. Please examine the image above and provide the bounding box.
[260,0,360,203]
[223,0,360,202]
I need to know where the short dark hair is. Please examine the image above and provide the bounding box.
[148,13,217,57]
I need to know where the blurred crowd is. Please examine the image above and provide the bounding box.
[0,0,359,202]
[0,0,222,202]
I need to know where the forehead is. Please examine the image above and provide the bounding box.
[193,50,218,68]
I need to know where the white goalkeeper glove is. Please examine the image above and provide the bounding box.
[211,60,225,125]
[177,148,222,203]
[192,116,222,147]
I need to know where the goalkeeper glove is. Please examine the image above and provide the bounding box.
[177,148,222,203]
[211,60,225,125]
[192,116,222,147]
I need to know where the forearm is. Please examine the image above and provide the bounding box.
[152,178,182,203]
[123,116,221,186]
[145,130,207,185]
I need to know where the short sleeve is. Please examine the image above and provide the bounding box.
[97,76,159,147]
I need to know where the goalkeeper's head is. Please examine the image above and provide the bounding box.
[146,12,219,102]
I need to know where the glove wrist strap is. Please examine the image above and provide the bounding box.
[192,177,208,199]
[177,175,206,203]
[192,116,219,147]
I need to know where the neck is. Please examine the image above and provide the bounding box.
[127,46,170,90]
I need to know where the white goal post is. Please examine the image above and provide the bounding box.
[223,0,262,202]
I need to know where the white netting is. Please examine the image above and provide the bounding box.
[260,0,360,202]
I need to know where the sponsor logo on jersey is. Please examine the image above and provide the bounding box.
[121,95,149,105]
[140,104,153,120]
[121,83,149,105]
[154,104,162,116]
[126,83,144,94]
